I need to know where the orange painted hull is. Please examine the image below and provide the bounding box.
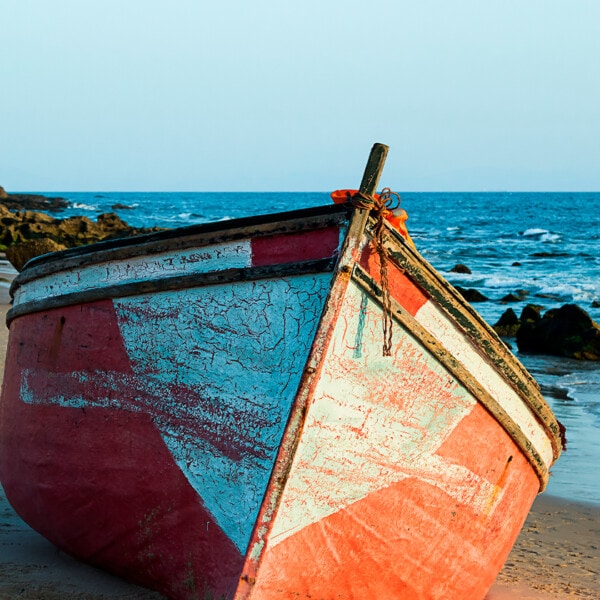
[250,404,538,600]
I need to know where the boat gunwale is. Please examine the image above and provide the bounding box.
[7,199,563,473]
[371,219,564,462]
[10,204,352,294]
[351,263,550,490]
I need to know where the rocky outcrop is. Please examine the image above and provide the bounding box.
[450,263,471,274]
[520,304,543,323]
[0,204,163,270]
[455,286,489,302]
[500,290,529,303]
[493,308,520,337]
[516,304,600,360]
[0,185,70,212]
[494,303,600,360]
[5,239,68,271]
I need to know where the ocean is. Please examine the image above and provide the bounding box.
[4,191,600,505]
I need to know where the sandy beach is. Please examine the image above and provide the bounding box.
[0,295,597,599]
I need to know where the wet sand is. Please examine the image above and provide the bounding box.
[0,300,598,599]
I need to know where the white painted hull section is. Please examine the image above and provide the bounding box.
[415,300,554,469]
[14,240,253,306]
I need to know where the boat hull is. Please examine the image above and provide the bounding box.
[0,192,562,598]
[1,304,244,597]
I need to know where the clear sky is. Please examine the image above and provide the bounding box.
[1,0,599,191]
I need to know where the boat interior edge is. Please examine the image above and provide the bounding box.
[14,204,352,288]
[6,258,337,325]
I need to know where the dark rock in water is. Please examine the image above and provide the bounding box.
[592,300,600,309]
[0,204,164,270]
[535,292,564,301]
[112,203,135,210]
[520,304,543,322]
[516,303,600,360]
[512,261,522,267]
[531,251,570,258]
[494,304,543,339]
[501,289,529,303]
[500,293,521,303]
[450,263,471,274]
[493,308,520,337]
[493,303,600,359]
[0,185,70,212]
[455,286,489,302]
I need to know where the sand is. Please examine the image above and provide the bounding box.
[487,495,599,599]
[0,299,598,599]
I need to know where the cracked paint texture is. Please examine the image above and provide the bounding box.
[14,241,253,306]
[269,281,500,547]
[249,280,539,600]
[20,274,332,554]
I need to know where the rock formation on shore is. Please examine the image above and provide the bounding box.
[0,185,70,212]
[494,303,600,361]
[450,263,472,274]
[0,201,163,271]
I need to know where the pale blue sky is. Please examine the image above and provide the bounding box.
[1,0,598,191]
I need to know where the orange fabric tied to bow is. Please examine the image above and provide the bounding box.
[330,189,412,243]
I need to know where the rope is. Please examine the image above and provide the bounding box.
[352,188,401,356]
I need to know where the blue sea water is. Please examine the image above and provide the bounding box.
[19,191,600,505]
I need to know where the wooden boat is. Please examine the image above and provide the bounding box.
[0,144,563,600]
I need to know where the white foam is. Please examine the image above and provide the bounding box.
[71,202,98,211]
[556,371,600,406]
[540,233,561,243]
[521,228,549,237]
[483,275,532,289]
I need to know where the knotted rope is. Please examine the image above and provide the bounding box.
[352,187,401,356]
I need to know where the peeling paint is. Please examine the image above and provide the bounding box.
[14,241,253,306]
[19,274,333,554]
[268,282,505,549]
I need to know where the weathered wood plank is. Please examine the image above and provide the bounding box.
[358,142,389,197]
